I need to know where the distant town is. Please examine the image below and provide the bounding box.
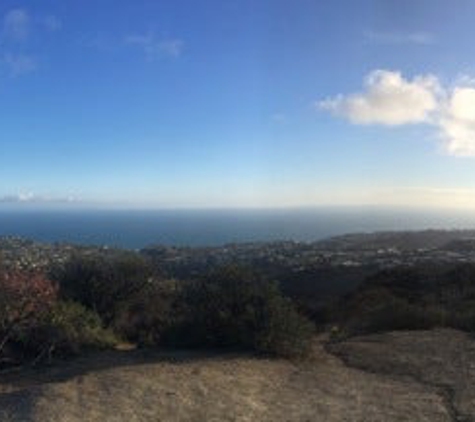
[2,229,475,275]
[0,237,109,271]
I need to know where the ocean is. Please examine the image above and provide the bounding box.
[0,207,475,249]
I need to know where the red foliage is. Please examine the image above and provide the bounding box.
[0,271,58,334]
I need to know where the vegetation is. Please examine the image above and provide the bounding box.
[0,255,315,368]
[51,252,153,325]
[165,266,315,358]
[332,264,475,336]
[5,236,475,368]
[0,271,57,366]
[29,301,118,357]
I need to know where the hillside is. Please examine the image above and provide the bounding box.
[314,229,475,251]
[0,329,472,421]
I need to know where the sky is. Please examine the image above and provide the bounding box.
[2,0,475,209]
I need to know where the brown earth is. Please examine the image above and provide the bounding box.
[0,329,472,421]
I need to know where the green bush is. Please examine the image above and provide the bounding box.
[168,266,315,358]
[252,291,315,358]
[51,253,153,325]
[112,279,181,346]
[354,299,446,334]
[335,265,475,336]
[25,301,117,358]
[338,283,450,336]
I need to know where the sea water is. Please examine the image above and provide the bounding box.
[0,207,474,249]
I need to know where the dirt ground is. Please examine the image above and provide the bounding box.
[0,329,472,421]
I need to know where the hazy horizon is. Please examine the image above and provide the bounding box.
[3,202,475,213]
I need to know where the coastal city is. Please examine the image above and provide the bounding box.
[0,236,108,271]
[2,230,475,275]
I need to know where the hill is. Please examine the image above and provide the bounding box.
[314,229,475,251]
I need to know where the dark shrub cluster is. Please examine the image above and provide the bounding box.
[51,252,153,325]
[112,278,181,347]
[336,264,475,336]
[165,266,315,358]
[0,254,331,365]
[50,257,314,359]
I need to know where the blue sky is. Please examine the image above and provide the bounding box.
[1,0,475,209]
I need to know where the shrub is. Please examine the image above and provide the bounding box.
[0,271,57,364]
[51,252,153,325]
[252,290,315,358]
[446,301,475,331]
[112,279,181,346]
[168,266,315,358]
[336,265,475,336]
[339,283,449,335]
[353,298,446,334]
[24,301,117,359]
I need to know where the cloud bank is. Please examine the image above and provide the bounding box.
[318,70,475,157]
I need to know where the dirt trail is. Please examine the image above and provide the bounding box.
[0,329,471,421]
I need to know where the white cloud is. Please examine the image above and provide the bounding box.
[0,193,79,204]
[156,39,184,58]
[40,15,62,32]
[364,30,435,45]
[126,32,184,59]
[3,9,30,41]
[2,9,61,40]
[3,53,37,76]
[438,87,475,156]
[0,192,38,203]
[318,70,440,125]
[318,69,475,157]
